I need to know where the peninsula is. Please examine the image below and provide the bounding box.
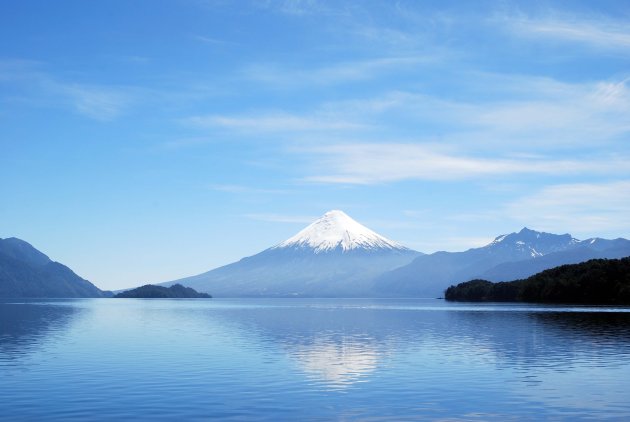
[445,257,630,304]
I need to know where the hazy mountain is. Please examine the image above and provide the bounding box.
[479,240,630,282]
[161,210,420,297]
[0,237,110,298]
[374,228,630,297]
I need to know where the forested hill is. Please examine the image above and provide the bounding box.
[115,284,211,298]
[445,257,630,304]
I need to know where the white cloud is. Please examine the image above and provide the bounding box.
[210,184,292,195]
[266,0,324,15]
[325,75,630,147]
[157,137,217,150]
[0,61,134,121]
[408,236,495,253]
[243,56,430,87]
[185,112,367,132]
[470,77,630,142]
[501,13,630,50]
[192,34,235,46]
[244,213,317,224]
[0,59,44,81]
[53,83,132,121]
[505,181,630,236]
[301,143,629,184]
[199,0,336,16]
[183,74,630,148]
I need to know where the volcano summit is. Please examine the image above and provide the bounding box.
[161,210,420,297]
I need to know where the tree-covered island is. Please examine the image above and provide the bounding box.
[115,283,211,298]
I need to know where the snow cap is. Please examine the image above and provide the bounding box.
[274,210,408,253]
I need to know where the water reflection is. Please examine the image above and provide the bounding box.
[208,305,385,388]
[293,337,378,388]
[444,310,630,371]
[0,300,81,362]
[1,299,630,420]
[211,301,630,391]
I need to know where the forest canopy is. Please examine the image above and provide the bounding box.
[445,257,630,304]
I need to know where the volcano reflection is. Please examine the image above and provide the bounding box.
[292,336,379,388]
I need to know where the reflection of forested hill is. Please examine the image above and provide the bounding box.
[0,302,80,357]
[445,257,630,304]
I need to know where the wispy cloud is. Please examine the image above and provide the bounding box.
[185,111,367,132]
[182,73,630,147]
[505,180,630,235]
[409,236,495,253]
[192,34,235,46]
[0,59,135,120]
[263,0,325,15]
[313,74,630,148]
[0,59,44,80]
[198,0,331,16]
[180,73,630,184]
[157,137,217,150]
[211,184,292,195]
[244,213,316,224]
[500,13,630,50]
[243,56,431,87]
[301,143,630,184]
[49,82,133,120]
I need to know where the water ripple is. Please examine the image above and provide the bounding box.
[1,298,630,420]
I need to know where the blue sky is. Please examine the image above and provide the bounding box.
[1,0,629,290]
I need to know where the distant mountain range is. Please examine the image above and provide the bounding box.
[160,210,421,297]
[0,237,110,298]
[374,228,630,297]
[159,211,630,298]
[4,211,630,298]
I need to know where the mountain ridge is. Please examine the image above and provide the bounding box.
[141,215,630,298]
[374,227,630,297]
[0,237,111,298]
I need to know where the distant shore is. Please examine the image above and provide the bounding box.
[115,284,211,299]
[445,257,630,305]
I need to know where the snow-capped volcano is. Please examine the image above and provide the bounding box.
[159,210,420,297]
[274,210,408,253]
[152,219,629,298]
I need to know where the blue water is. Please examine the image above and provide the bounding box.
[1,299,630,421]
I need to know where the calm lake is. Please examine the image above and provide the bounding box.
[1,298,630,421]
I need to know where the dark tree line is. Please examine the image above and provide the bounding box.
[115,283,211,298]
[445,257,630,304]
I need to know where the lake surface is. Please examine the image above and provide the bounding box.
[1,298,630,421]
